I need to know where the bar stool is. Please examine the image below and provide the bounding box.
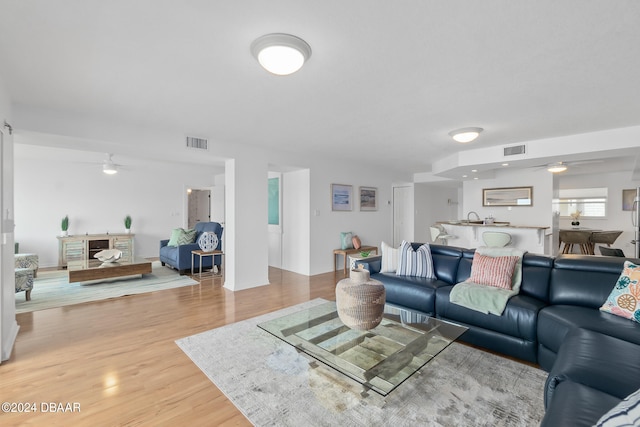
[559,230,593,254]
[482,232,512,247]
[430,225,455,246]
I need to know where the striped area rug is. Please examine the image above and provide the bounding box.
[16,261,198,314]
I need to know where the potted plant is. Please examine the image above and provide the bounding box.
[61,215,69,237]
[124,215,132,233]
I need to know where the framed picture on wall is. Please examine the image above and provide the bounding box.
[331,184,353,211]
[483,186,533,207]
[359,186,378,211]
[623,189,636,211]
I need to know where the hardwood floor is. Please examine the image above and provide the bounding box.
[1,266,344,426]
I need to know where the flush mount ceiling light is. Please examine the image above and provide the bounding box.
[547,162,568,173]
[448,127,483,143]
[251,33,312,75]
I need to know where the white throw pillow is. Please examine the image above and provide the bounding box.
[380,241,398,273]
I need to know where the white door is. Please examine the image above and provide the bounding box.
[393,186,414,246]
[188,189,211,228]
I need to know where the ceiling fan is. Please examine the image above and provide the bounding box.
[536,160,604,173]
[101,153,123,175]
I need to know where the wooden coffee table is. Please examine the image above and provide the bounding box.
[67,257,152,283]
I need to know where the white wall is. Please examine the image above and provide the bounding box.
[308,162,399,275]
[282,169,310,274]
[463,168,554,227]
[14,144,220,268]
[414,183,460,243]
[558,171,640,256]
[223,156,269,291]
[0,74,18,362]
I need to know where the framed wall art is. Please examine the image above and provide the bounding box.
[359,186,378,211]
[483,186,533,207]
[331,184,353,211]
[623,189,636,211]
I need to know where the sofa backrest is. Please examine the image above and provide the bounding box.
[426,244,463,284]
[455,249,553,302]
[549,255,629,308]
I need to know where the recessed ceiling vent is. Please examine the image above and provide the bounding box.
[503,144,526,156]
[186,136,209,151]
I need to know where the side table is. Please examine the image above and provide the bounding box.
[191,250,224,277]
[333,245,378,274]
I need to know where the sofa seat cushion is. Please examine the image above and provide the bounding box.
[159,245,178,263]
[541,380,619,427]
[372,272,447,315]
[537,305,640,356]
[436,286,545,341]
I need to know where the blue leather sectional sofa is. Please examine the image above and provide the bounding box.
[356,243,640,425]
[159,221,223,275]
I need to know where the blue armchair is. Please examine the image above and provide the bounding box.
[159,222,223,275]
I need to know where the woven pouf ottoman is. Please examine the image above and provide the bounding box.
[15,267,34,301]
[336,268,386,330]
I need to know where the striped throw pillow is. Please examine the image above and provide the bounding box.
[380,241,398,273]
[396,241,435,279]
[468,252,519,290]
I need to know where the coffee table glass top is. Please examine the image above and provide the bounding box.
[258,301,467,396]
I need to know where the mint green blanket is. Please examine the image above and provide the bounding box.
[449,247,524,316]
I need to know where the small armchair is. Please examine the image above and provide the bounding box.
[159,222,223,275]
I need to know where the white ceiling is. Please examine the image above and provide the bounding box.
[1,0,640,177]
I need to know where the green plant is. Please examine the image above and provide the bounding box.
[360,251,370,257]
[124,215,132,229]
[61,215,69,231]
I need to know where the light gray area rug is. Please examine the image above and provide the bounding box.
[176,299,547,427]
[16,261,198,313]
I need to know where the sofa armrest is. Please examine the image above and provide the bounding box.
[545,328,640,408]
[355,255,382,274]
[160,239,169,249]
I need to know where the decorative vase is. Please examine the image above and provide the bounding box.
[125,228,131,234]
[335,268,386,330]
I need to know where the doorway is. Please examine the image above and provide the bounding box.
[188,189,211,228]
[393,186,413,246]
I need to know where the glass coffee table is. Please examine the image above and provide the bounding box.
[258,301,467,396]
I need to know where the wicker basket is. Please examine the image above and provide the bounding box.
[336,268,386,330]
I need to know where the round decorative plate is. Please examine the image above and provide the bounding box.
[197,232,219,252]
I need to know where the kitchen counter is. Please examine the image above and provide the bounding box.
[438,221,549,230]
[436,221,551,255]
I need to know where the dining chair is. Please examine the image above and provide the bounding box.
[559,230,594,254]
[598,246,625,257]
[590,230,623,248]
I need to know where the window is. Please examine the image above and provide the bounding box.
[553,188,607,218]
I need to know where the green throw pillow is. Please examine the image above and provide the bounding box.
[179,228,197,245]
[167,228,183,247]
[167,228,197,247]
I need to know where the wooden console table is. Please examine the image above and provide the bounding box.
[333,245,378,275]
[57,233,134,268]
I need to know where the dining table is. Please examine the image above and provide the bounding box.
[558,229,622,255]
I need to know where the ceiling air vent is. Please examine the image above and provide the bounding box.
[503,144,526,156]
[186,136,209,151]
